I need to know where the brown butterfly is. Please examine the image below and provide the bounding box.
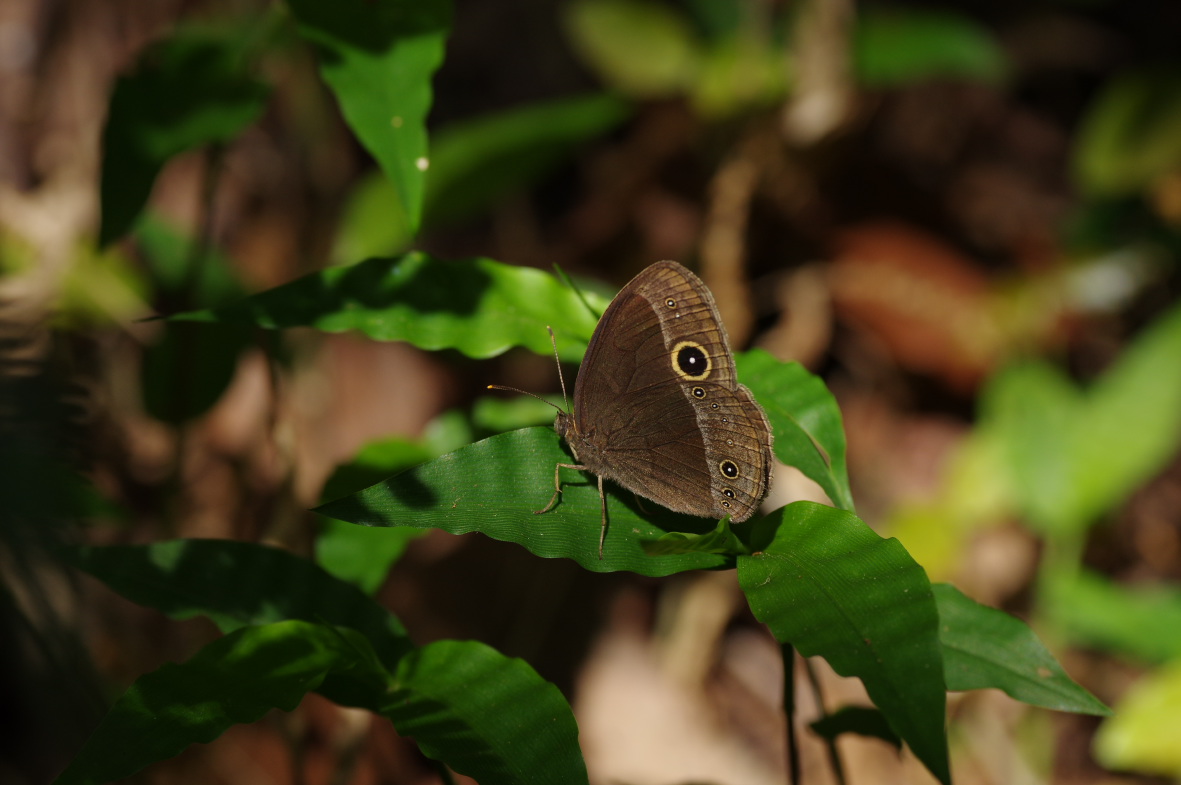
[493,261,773,557]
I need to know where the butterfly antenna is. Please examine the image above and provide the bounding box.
[485,383,565,414]
[552,263,602,320]
[546,326,572,413]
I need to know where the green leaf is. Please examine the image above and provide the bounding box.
[934,583,1109,714]
[809,706,901,749]
[982,300,1181,533]
[332,93,629,262]
[286,0,451,237]
[64,539,412,669]
[737,350,854,511]
[564,0,702,97]
[53,621,390,785]
[1094,657,1181,779]
[424,93,631,229]
[315,522,423,594]
[317,437,435,593]
[641,515,747,556]
[1075,67,1181,196]
[316,426,731,575]
[168,253,603,362]
[738,503,948,785]
[141,321,253,423]
[1043,569,1181,664]
[134,215,246,307]
[100,26,270,245]
[471,394,562,433]
[854,8,1007,88]
[385,640,589,785]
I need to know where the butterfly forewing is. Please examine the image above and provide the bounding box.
[566,261,773,523]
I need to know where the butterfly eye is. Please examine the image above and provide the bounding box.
[671,341,711,381]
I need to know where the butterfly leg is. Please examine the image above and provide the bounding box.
[596,474,608,560]
[535,462,585,515]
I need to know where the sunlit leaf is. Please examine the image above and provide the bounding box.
[286,0,450,236]
[738,503,949,785]
[316,426,732,575]
[168,253,604,362]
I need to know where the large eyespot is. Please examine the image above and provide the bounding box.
[671,341,711,381]
[719,460,739,479]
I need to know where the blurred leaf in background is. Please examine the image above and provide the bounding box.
[332,93,630,262]
[100,23,271,245]
[1075,67,1181,198]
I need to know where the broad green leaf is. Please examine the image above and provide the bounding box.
[315,426,732,575]
[315,522,423,594]
[809,706,901,749]
[934,583,1109,714]
[168,253,604,361]
[65,539,412,668]
[738,503,948,785]
[854,8,1007,88]
[1043,569,1181,664]
[737,350,854,511]
[320,437,434,503]
[1075,68,1181,196]
[286,0,450,236]
[317,437,434,593]
[385,640,589,785]
[983,300,1181,533]
[53,621,390,785]
[1094,658,1181,779]
[100,26,269,245]
[564,0,702,97]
